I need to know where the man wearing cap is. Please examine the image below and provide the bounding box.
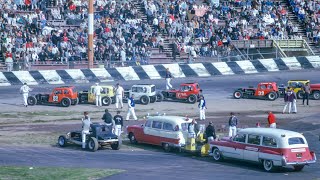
[20,83,32,107]
[114,111,124,144]
[126,94,137,120]
[165,68,173,90]
[82,112,91,149]
[198,95,206,120]
[115,83,124,109]
[93,83,103,106]
[228,112,238,137]
[205,122,216,142]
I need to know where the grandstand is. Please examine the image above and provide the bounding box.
[0,0,319,71]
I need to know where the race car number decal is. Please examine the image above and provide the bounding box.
[53,95,59,102]
[177,93,187,97]
[258,91,264,96]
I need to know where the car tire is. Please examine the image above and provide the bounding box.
[212,148,223,161]
[263,159,276,172]
[111,142,120,150]
[71,98,79,105]
[267,92,277,101]
[102,96,111,106]
[129,133,137,144]
[87,137,99,152]
[233,90,243,99]
[60,98,71,107]
[58,135,67,147]
[162,143,171,152]
[150,96,156,103]
[27,96,37,106]
[297,91,304,99]
[187,94,198,104]
[293,165,305,171]
[156,93,164,102]
[313,91,320,100]
[140,95,150,105]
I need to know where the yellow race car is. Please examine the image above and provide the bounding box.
[279,80,320,100]
[78,85,116,106]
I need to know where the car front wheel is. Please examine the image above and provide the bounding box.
[313,91,320,100]
[212,148,223,161]
[187,94,197,103]
[129,133,137,144]
[140,95,150,105]
[27,96,37,105]
[87,137,99,152]
[102,96,111,106]
[58,135,67,147]
[61,98,71,107]
[297,91,304,99]
[111,142,120,150]
[263,159,276,172]
[267,92,277,101]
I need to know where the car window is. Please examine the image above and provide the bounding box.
[151,86,155,92]
[64,90,69,94]
[233,134,246,143]
[262,136,277,147]
[247,134,261,145]
[288,137,305,145]
[145,120,152,127]
[54,90,62,94]
[132,87,144,93]
[163,122,174,131]
[181,123,189,132]
[152,121,163,129]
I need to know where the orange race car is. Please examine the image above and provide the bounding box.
[233,82,279,101]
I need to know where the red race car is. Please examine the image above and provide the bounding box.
[160,83,201,103]
[233,82,279,101]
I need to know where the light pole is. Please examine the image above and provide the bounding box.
[88,0,94,69]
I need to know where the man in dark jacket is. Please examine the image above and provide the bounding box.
[205,122,216,142]
[228,112,238,137]
[102,109,114,132]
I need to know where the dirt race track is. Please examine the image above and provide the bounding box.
[0,69,319,180]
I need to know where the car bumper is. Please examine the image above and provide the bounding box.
[282,155,317,166]
[98,139,118,144]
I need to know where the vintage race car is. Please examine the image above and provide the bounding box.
[278,80,320,100]
[161,83,201,103]
[27,86,79,107]
[123,84,163,105]
[233,82,279,101]
[78,85,116,106]
[210,128,317,172]
[58,123,120,152]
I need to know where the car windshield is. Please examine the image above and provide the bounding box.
[288,137,305,145]
[151,86,155,92]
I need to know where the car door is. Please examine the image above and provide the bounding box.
[49,89,62,103]
[222,134,246,159]
[243,134,261,162]
[147,120,163,145]
[142,120,153,143]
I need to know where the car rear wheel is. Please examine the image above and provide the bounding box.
[267,92,277,101]
[87,137,99,152]
[162,143,171,152]
[58,135,67,147]
[27,96,37,106]
[61,98,71,107]
[140,95,150,105]
[233,91,243,99]
[313,91,320,100]
[297,91,304,99]
[156,93,164,102]
[212,148,223,161]
[102,96,111,106]
[293,165,305,171]
[111,142,120,150]
[263,159,276,172]
[187,94,197,104]
[129,133,137,144]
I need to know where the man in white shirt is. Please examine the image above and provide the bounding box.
[20,83,32,107]
[93,83,103,106]
[81,112,91,149]
[115,83,124,109]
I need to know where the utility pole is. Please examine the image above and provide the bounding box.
[88,0,94,69]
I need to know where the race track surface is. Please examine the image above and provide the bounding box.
[0,69,320,180]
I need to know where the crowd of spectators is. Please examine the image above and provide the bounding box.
[0,0,319,71]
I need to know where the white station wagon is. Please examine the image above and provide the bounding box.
[210,128,317,172]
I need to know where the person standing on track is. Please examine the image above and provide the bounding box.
[228,112,238,138]
[20,83,32,107]
[126,94,137,120]
[198,95,206,121]
[81,112,91,149]
[115,83,124,109]
[165,68,173,90]
[302,82,310,106]
[267,111,276,128]
[205,122,216,142]
[113,111,124,144]
[102,109,114,132]
[93,83,103,107]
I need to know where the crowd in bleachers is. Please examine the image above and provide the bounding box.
[0,0,319,71]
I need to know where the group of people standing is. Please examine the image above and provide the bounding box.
[282,82,311,114]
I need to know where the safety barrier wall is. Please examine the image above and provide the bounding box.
[0,56,320,86]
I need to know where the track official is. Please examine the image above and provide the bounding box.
[20,83,32,107]
[126,94,137,120]
[82,112,91,149]
[198,96,206,120]
[93,83,103,106]
[115,83,124,109]
[165,68,173,90]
